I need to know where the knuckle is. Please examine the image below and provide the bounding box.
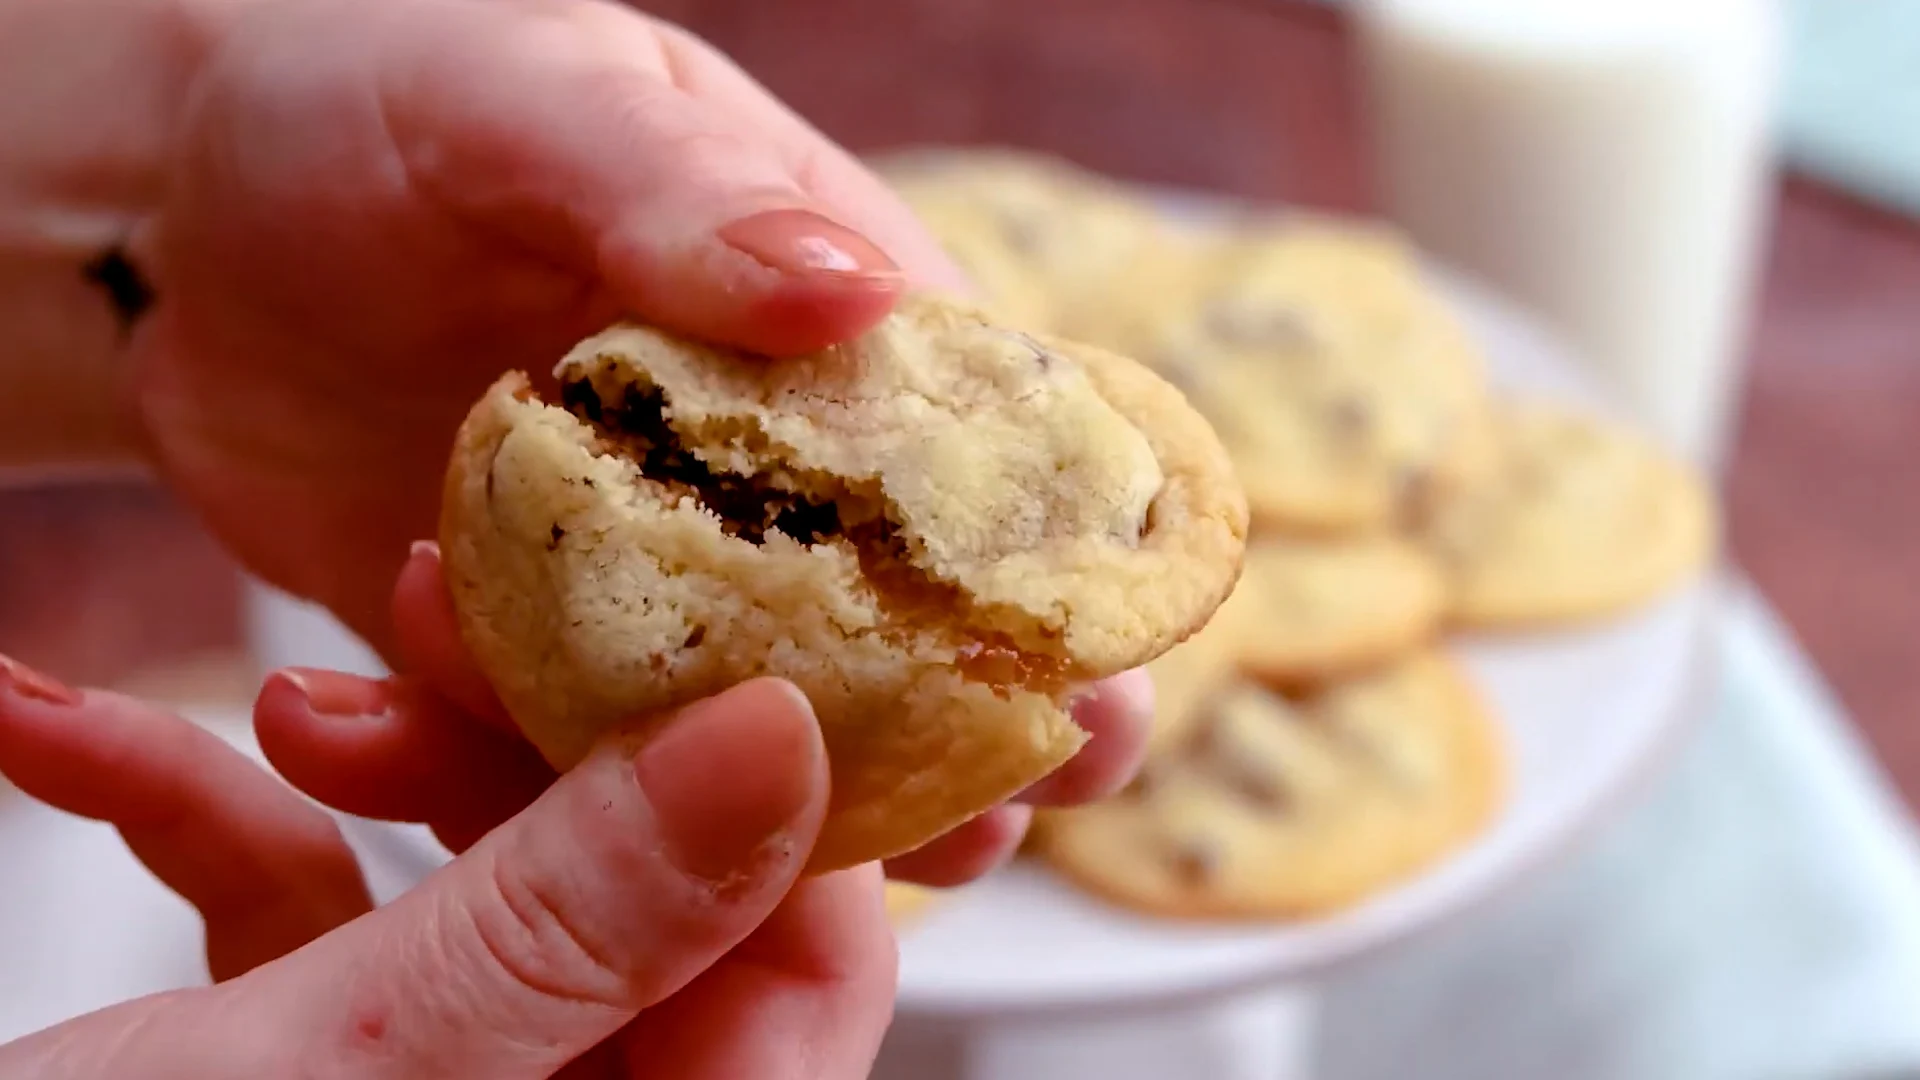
[460,852,638,1011]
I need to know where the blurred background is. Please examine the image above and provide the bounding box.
[5,0,1916,816]
[6,0,1920,1075]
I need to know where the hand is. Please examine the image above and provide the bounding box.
[127,0,962,653]
[255,541,1153,885]
[0,656,893,1079]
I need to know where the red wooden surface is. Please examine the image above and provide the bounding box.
[2,0,1916,805]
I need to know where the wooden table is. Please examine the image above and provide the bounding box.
[4,0,1918,810]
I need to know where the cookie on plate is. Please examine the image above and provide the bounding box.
[1232,536,1447,687]
[440,293,1248,872]
[1036,652,1503,920]
[1418,401,1717,629]
[1137,534,1443,750]
[1101,220,1497,533]
[878,147,1170,333]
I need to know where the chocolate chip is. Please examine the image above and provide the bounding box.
[1183,707,1223,760]
[560,377,604,423]
[1326,397,1374,440]
[81,246,155,333]
[1169,839,1222,886]
[999,214,1044,254]
[682,624,706,648]
[1203,303,1315,351]
[1395,466,1436,529]
[1222,764,1291,812]
[1119,762,1163,800]
[564,379,849,548]
[546,524,566,551]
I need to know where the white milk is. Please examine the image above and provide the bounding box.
[1357,0,1783,470]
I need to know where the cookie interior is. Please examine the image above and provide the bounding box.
[553,356,1083,702]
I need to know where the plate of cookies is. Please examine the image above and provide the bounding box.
[870,149,1721,1017]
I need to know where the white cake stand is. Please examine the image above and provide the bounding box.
[852,253,1722,1078]
[240,248,1719,1080]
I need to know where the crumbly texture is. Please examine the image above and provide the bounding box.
[1419,401,1717,629]
[1081,220,1497,533]
[885,881,940,927]
[1231,536,1447,687]
[1036,652,1504,920]
[439,292,1248,873]
[878,147,1171,334]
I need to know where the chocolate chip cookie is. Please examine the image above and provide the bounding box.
[1036,652,1504,920]
[439,293,1249,873]
[878,147,1170,334]
[1092,220,1497,534]
[1231,535,1447,687]
[1419,401,1717,628]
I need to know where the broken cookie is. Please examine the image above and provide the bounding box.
[438,292,1248,872]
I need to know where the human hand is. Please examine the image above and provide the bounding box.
[253,540,1153,886]
[0,656,893,1079]
[127,0,962,653]
[122,0,1150,883]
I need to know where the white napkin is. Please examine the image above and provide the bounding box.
[1314,584,1920,1080]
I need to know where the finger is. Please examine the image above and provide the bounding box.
[1017,669,1155,806]
[366,0,907,355]
[882,804,1032,888]
[253,668,553,852]
[235,677,827,1079]
[0,655,373,982]
[559,11,968,292]
[618,865,896,1079]
[391,539,515,731]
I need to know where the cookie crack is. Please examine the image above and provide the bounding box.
[558,369,1076,699]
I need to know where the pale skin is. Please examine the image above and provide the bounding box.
[0,0,1154,1075]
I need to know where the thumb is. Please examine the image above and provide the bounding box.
[377,0,910,355]
[274,677,828,1078]
[3,678,830,1080]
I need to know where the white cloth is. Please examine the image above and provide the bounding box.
[1314,585,1920,1080]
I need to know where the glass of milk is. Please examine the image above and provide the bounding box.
[1357,0,1783,471]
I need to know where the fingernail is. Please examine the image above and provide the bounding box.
[633,678,822,886]
[409,539,440,562]
[718,208,902,281]
[0,654,82,708]
[270,668,392,719]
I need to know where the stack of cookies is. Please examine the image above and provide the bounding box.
[879,148,1719,923]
